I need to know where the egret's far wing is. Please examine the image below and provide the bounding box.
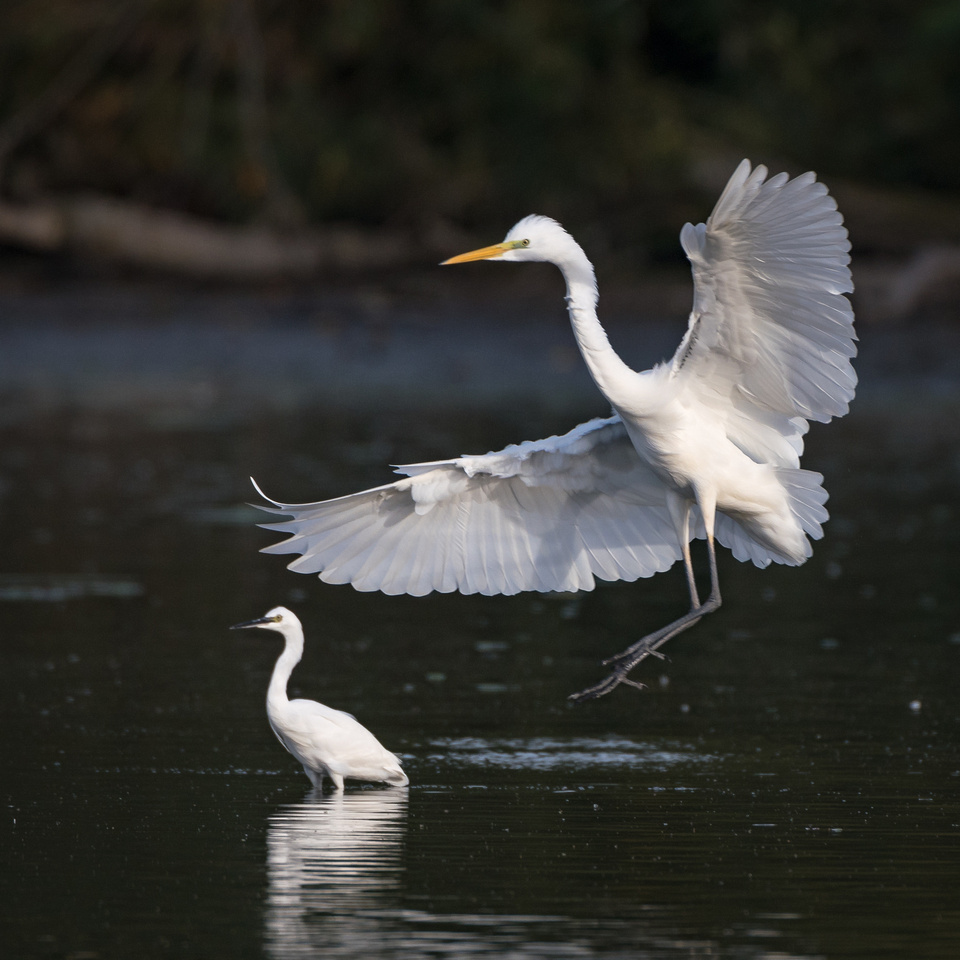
[675,160,856,437]
[255,416,681,597]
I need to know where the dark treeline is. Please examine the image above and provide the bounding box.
[1,0,959,251]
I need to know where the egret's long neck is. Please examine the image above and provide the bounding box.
[559,251,640,409]
[267,632,303,708]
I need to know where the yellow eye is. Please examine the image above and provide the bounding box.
[520,239,530,247]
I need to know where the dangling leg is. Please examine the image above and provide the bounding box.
[677,498,701,612]
[606,495,703,661]
[569,494,722,703]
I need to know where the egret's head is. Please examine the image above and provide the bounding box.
[230,605,298,635]
[442,215,577,266]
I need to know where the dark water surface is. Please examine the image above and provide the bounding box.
[2,285,959,958]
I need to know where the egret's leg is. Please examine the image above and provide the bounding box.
[616,527,720,661]
[670,492,700,610]
[328,772,345,792]
[569,499,722,703]
[680,532,700,612]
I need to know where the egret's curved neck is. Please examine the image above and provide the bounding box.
[558,249,639,408]
[268,631,303,707]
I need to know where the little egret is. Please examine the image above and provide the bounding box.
[230,606,409,790]
[254,161,856,701]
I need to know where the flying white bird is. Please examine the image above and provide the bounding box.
[231,606,409,789]
[253,161,856,701]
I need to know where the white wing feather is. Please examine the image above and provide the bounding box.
[256,417,683,596]
[675,160,856,466]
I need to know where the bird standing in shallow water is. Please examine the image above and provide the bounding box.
[231,606,408,790]
[253,161,857,701]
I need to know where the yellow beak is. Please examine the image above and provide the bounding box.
[441,241,513,265]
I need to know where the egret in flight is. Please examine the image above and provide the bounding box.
[254,161,856,701]
[231,606,409,790]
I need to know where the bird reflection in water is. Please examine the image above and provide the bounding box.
[263,788,408,959]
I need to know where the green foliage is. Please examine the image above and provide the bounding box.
[1,0,958,231]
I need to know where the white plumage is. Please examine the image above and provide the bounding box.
[231,606,409,790]
[254,161,856,700]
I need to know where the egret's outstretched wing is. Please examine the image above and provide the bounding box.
[675,160,856,463]
[255,416,682,597]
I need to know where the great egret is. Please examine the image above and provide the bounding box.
[254,161,856,701]
[230,606,409,790]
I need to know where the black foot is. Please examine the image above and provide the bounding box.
[602,641,668,669]
[568,606,713,703]
[567,668,647,703]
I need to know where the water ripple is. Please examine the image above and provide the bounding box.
[422,736,715,772]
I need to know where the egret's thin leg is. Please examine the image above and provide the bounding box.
[569,524,722,703]
[594,532,703,666]
[670,494,700,612]
[681,533,701,612]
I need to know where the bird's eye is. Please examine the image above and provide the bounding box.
[520,239,530,247]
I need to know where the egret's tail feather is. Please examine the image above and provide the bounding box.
[387,768,410,787]
[711,467,829,569]
[779,467,830,541]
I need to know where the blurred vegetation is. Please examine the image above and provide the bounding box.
[1,0,960,246]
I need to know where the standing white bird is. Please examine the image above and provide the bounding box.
[253,161,856,701]
[230,606,409,790]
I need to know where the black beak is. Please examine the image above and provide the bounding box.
[230,616,280,630]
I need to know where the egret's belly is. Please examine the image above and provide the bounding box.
[623,416,787,516]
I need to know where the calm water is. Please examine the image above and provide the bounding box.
[1,285,959,958]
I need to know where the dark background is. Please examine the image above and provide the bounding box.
[2,0,960,305]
